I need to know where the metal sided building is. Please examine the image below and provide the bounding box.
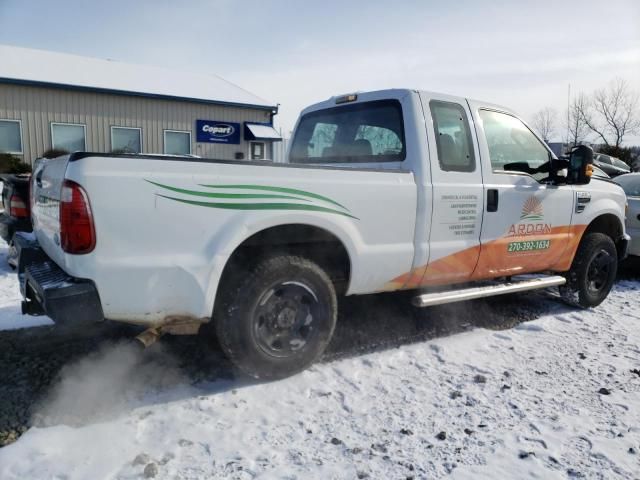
[0,45,282,164]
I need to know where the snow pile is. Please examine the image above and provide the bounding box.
[0,281,638,478]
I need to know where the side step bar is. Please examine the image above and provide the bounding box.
[412,275,566,308]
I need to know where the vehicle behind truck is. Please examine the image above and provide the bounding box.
[0,173,32,245]
[20,89,629,379]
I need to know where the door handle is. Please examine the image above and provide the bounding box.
[487,189,499,212]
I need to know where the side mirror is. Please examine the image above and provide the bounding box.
[568,145,593,185]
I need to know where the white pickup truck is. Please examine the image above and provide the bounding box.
[20,89,629,379]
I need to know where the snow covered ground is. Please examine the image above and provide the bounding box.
[0,241,52,330]
[0,236,638,478]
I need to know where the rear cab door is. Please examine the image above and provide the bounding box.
[467,102,575,278]
[416,92,484,286]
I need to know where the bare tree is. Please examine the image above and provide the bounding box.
[531,107,557,142]
[566,93,589,148]
[577,78,640,148]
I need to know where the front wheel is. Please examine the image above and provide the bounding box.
[559,232,618,308]
[214,255,337,380]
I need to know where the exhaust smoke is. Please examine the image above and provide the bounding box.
[32,341,186,427]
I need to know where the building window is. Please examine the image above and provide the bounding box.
[111,127,142,153]
[164,130,191,155]
[250,142,266,160]
[0,119,23,154]
[51,123,86,152]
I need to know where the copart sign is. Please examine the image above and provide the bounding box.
[196,120,241,144]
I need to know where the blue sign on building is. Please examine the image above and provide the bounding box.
[196,120,241,144]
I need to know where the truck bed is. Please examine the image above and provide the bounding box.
[30,152,418,324]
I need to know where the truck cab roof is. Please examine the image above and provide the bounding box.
[300,88,516,118]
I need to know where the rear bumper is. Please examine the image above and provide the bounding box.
[0,212,32,243]
[19,237,104,324]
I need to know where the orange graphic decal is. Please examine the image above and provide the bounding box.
[383,224,587,291]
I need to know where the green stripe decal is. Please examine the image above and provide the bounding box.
[199,184,348,210]
[157,195,359,219]
[146,179,357,220]
[145,180,311,202]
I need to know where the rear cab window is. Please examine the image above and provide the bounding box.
[289,100,405,164]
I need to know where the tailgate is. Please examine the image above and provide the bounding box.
[31,155,71,267]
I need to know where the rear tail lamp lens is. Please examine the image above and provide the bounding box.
[60,180,96,254]
[9,194,29,218]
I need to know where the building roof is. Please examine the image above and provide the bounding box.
[0,44,276,110]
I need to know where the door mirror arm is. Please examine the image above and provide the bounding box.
[530,157,570,185]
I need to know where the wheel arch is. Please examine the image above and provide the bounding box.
[584,213,626,259]
[585,213,623,237]
[211,222,353,314]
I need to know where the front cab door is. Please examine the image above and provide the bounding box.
[468,104,574,279]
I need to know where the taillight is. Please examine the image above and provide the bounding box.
[60,180,96,254]
[10,194,29,218]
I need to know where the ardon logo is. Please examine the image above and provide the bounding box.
[520,196,544,221]
[202,124,235,137]
[507,195,551,237]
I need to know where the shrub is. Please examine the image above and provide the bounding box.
[42,148,69,159]
[0,153,32,174]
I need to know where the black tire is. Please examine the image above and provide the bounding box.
[214,255,337,380]
[559,232,618,308]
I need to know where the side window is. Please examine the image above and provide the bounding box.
[479,110,550,181]
[289,100,405,164]
[613,158,628,169]
[430,101,475,172]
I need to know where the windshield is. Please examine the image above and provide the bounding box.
[612,158,630,170]
[289,100,405,164]
[615,174,640,196]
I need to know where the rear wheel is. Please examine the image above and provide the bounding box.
[560,232,617,308]
[214,255,337,380]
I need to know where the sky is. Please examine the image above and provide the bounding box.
[0,0,638,143]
